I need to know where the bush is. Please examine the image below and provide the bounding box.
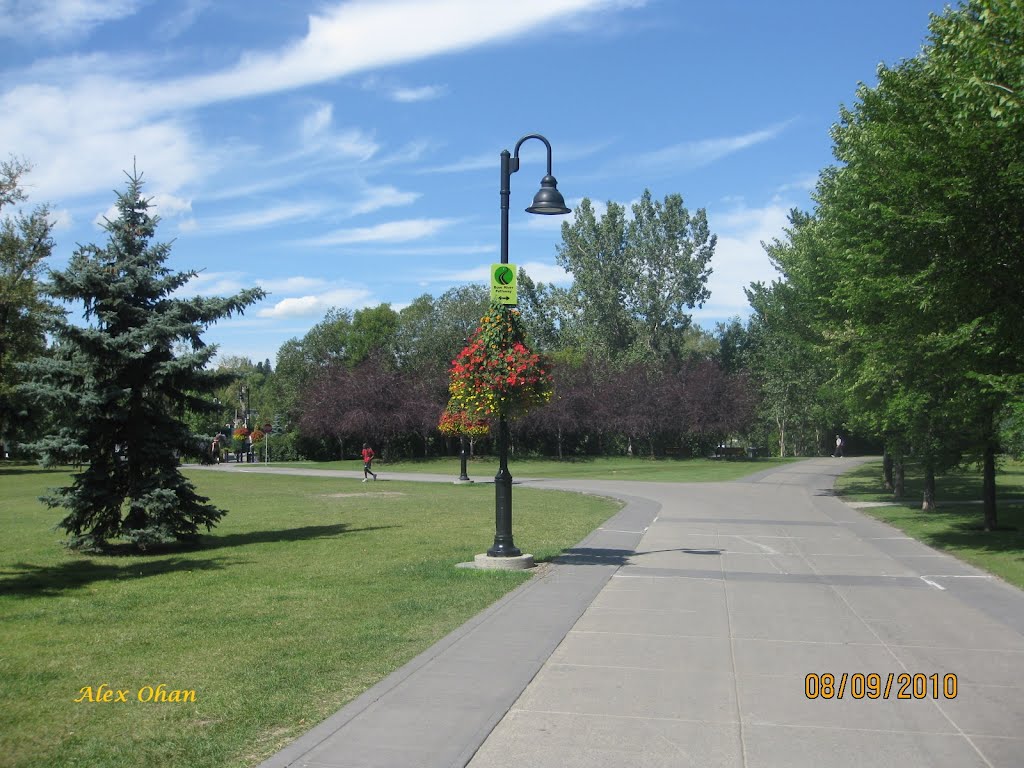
[1000,400,1024,460]
[264,431,305,462]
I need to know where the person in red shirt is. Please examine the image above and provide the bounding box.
[361,443,378,482]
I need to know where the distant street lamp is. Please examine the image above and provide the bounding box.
[239,384,250,430]
[459,436,471,482]
[488,134,571,558]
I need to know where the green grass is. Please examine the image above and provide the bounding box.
[834,459,1024,589]
[273,454,800,482]
[0,465,620,768]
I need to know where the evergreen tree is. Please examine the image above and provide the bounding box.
[1,158,62,456]
[21,169,265,550]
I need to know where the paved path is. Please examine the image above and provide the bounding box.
[193,459,1024,768]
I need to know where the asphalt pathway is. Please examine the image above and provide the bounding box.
[191,458,1024,768]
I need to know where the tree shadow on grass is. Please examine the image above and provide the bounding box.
[196,523,398,551]
[919,521,1023,558]
[1,524,400,597]
[0,464,75,477]
[0,556,229,597]
[89,523,400,556]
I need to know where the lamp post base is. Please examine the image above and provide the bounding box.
[472,552,535,570]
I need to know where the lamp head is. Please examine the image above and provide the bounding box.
[526,174,571,215]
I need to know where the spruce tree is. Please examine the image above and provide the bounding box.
[21,169,265,550]
[1,158,62,456]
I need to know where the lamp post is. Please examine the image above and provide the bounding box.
[459,436,471,482]
[487,133,571,558]
[239,384,251,430]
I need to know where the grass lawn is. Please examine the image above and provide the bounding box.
[0,465,620,768]
[835,459,1024,589]
[272,454,800,482]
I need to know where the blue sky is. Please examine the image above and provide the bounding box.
[1,0,951,365]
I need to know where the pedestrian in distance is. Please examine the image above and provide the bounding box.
[834,435,844,458]
[361,443,378,482]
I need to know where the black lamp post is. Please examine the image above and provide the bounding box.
[487,133,571,558]
[458,436,471,482]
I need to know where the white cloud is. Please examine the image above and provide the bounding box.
[257,276,328,293]
[257,287,374,318]
[2,0,641,205]
[300,218,456,245]
[422,139,611,175]
[151,192,192,217]
[49,208,74,231]
[0,81,206,202]
[419,151,494,174]
[775,174,818,195]
[429,260,571,285]
[152,0,643,111]
[518,261,572,284]
[391,85,446,103]
[520,212,573,232]
[156,0,209,41]
[297,103,379,161]
[0,0,141,41]
[349,185,420,216]
[181,202,329,234]
[171,271,249,298]
[357,244,495,257]
[695,202,791,318]
[629,121,794,174]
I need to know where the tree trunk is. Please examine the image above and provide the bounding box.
[557,427,563,460]
[983,439,997,531]
[882,449,894,492]
[776,414,786,458]
[922,463,936,512]
[893,454,905,499]
[627,436,633,456]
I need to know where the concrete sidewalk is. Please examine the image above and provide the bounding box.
[238,458,1024,768]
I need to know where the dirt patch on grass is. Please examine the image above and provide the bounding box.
[323,492,407,498]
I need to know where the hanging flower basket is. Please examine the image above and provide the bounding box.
[446,302,553,420]
[438,409,491,438]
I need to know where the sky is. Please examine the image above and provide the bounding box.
[1,0,954,365]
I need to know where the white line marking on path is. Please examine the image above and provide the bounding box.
[734,536,779,555]
[920,574,991,590]
[599,528,647,534]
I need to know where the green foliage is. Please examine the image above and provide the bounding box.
[999,400,1024,460]
[556,190,715,362]
[0,158,62,455]
[18,169,265,550]
[753,0,1024,521]
[394,285,491,375]
[744,211,844,456]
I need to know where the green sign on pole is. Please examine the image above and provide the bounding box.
[490,263,517,305]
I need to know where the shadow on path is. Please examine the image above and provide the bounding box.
[551,546,723,566]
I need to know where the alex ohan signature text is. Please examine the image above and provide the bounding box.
[74,683,196,703]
